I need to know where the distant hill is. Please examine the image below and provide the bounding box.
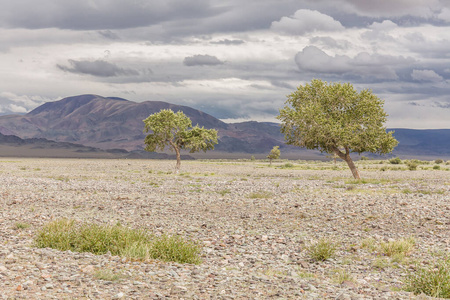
[0,94,448,159]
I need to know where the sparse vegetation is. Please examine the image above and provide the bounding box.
[34,219,201,264]
[405,160,418,171]
[388,157,402,164]
[405,258,450,298]
[94,268,126,281]
[307,238,337,261]
[379,237,415,257]
[247,191,274,199]
[14,222,30,230]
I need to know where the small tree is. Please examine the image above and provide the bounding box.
[143,109,218,171]
[277,79,398,179]
[267,146,280,165]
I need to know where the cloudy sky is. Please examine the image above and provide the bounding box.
[1,0,450,128]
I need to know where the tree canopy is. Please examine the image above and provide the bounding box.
[277,79,398,179]
[143,109,218,171]
[267,146,280,165]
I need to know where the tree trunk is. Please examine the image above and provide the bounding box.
[169,141,181,173]
[269,158,272,166]
[333,147,361,179]
[175,148,181,173]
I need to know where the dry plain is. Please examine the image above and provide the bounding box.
[0,158,449,299]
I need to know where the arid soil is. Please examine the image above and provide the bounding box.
[0,158,448,299]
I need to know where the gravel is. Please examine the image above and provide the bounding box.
[0,158,448,299]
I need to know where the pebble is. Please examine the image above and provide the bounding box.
[0,159,446,299]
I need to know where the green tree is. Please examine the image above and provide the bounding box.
[143,109,218,171]
[267,146,280,165]
[277,79,398,179]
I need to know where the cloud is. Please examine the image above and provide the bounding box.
[57,59,139,77]
[437,8,450,22]
[8,104,27,113]
[0,0,216,30]
[183,55,224,66]
[294,46,413,80]
[271,9,344,35]
[411,69,444,82]
[210,39,245,45]
[332,0,442,18]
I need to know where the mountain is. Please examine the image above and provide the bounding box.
[0,94,285,153]
[0,94,448,158]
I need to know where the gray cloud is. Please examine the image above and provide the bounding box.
[183,55,224,67]
[0,0,216,30]
[210,39,245,45]
[411,69,444,82]
[271,9,344,35]
[295,46,414,81]
[57,59,139,77]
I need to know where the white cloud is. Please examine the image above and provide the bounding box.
[294,46,412,80]
[411,69,444,82]
[271,9,344,35]
[8,104,27,113]
[368,20,398,31]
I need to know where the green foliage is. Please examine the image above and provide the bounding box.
[389,157,402,164]
[405,258,450,298]
[267,146,281,164]
[277,79,398,179]
[34,219,202,264]
[379,238,415,257]
[435,159,444,164]
[360,156,369,160]
[277,79,398,155]
[405,160,418,171]
[307,238,337,261]
[433,165,441,170]
[279,162,294,169]
[143,109,218,170]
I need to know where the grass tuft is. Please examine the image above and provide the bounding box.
[307,238,337,261]
[405,259,450,298]
[34,219,202,264]
[379,237,415,257]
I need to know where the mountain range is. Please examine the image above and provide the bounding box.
[0,94,448,159]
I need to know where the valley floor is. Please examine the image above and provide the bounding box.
[0,158,448,299]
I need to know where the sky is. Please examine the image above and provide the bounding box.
[0,0,450,129]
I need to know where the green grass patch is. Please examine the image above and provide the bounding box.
[405,258,450,298]
[307,238,337,262]
[93,268,127,281]
[247,190,274,199]
[14,222,31,230]
[34,219,202,264]
[379,237,415,257]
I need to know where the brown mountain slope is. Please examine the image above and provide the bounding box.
[0,95,284,152]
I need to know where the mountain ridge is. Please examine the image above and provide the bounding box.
[0,94,448,158]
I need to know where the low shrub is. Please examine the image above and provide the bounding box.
[389,157,402,164]
[435,159,444,164]
[433,165,441,170]
[405,160,418,171]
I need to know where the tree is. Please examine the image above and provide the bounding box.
[267,146,280,165]
[277,79,398,179]
[143,109,218,171]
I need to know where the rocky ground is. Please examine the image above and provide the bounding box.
[0,158,449,299]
